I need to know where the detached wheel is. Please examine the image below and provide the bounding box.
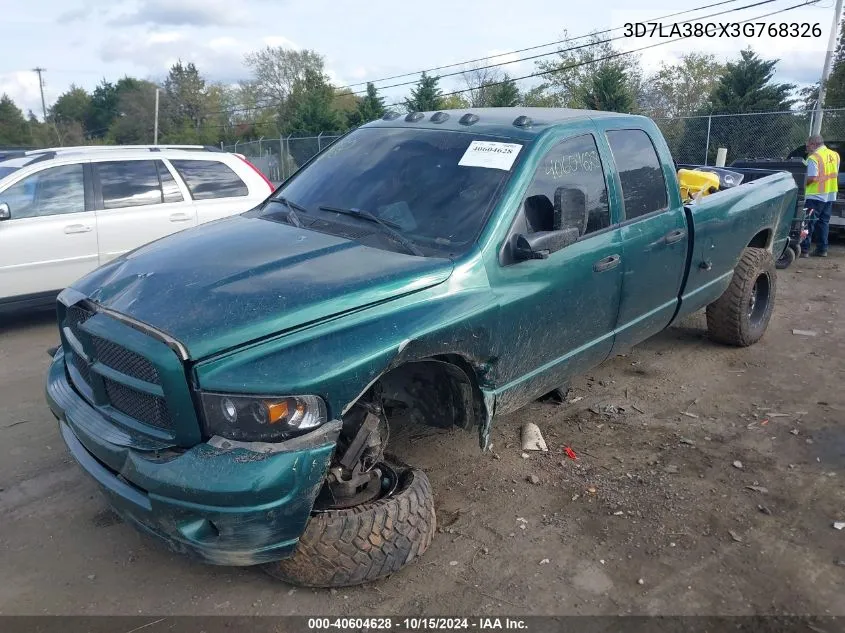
[776,246,796,270]
[706,247,777,347]
[262,458,436,587]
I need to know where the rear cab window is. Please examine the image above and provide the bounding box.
[169,160,249,200]
[605,129,669,220]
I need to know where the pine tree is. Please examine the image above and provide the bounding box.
[404,72,443,112]
[708,48,795,114]
[581,66,634,113]
[283,69,344,134]
[357,83,386,122]
[485,75,521,107]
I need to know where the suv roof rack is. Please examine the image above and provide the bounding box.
[24,144,223,156]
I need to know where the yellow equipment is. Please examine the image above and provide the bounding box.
[678,168,720,203]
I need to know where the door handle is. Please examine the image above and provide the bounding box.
[593,254,621,273]
[169,212,193,222]
[664,229,687,245]
[64,224,92,234]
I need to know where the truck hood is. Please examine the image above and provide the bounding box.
[73,215,454,359]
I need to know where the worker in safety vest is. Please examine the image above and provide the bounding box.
[801,134,840,258]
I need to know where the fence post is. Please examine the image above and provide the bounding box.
[279,135,284,182]
[286,134,292,179]
[317,132,323,152]
[220,141,223,149]
[704,115,712,166]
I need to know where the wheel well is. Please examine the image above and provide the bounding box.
[367,355,485,431]
[747,229,772,249]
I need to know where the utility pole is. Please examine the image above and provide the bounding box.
[153,88,160,145]
[32,67,47,121]
[812,0,844,135]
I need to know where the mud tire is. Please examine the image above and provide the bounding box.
[706,247,777,347]
[262,458,436,587]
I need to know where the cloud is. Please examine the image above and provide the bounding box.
[0,71,55,119]
[98,31,305,85]
[109,0,254,27]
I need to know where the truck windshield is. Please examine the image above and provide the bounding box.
[261,127,524,256]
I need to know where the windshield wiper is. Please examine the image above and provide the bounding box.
[319,205,424,257]
[268,197,308,227]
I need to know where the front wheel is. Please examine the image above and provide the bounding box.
[262,458,436,587]
[706,247,777,347]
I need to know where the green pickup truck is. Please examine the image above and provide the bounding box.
[45,108,797,588]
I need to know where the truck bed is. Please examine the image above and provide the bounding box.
[671,167,797,324]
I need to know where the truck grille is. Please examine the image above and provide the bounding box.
[91,335,160,384]
[62,303,174,434]
[103,378,173,430]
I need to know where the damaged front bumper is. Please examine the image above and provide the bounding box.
[46,349,339,566]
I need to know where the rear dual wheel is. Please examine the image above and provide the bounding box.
[706,247,777,347]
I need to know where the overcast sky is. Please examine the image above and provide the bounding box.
[1,0,838,118]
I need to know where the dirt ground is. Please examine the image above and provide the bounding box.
[0,244,843,616]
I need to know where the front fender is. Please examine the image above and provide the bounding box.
[193,262,500,444]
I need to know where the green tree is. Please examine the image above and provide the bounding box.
[678,49,800,163]
[0,95,30,145]
[441,94,471,109]
[50,85,91,128]
[485,75,521,107]
[162,61,207,141]
[823,17,845,107]
[581,65,634,113]
[642,53,725,118]
[520,85,563,107]
[107,80,159,144]
[536,30,643,109]
[404,72,443,112]
[357,82,386,122]
[283,69,344,134]
[708,48,795,113]
[85,79,118,139]
[244,46,326,106]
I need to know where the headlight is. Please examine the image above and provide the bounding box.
[199,392,327,442]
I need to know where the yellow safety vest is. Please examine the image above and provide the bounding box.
[805,145,840,196]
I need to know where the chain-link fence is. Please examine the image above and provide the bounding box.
[222,133,342,185]
[223,110,845,183]
[654,109,845,165]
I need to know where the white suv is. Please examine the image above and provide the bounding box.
[0,145,275,313]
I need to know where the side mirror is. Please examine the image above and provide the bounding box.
[0,203,9,221]
[514,228,580,261]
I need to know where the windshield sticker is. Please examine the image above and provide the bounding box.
[458,141,522,171]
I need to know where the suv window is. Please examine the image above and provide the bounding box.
[521,134,611,235]
[606,129,668,220]
[157,162,184,203]
[1,164,85,219]
[170,160,248,200]
[96,160,163,209]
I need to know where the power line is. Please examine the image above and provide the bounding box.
[349,0,786,96]
[383,0,821,107]
[209,0,809,116]
[178,0,821,134]
[338,0,756,91]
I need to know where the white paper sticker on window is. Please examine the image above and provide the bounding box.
[458,141,522,171]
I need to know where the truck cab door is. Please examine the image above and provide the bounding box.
[598,126,689,353]
[487,129,625,413]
